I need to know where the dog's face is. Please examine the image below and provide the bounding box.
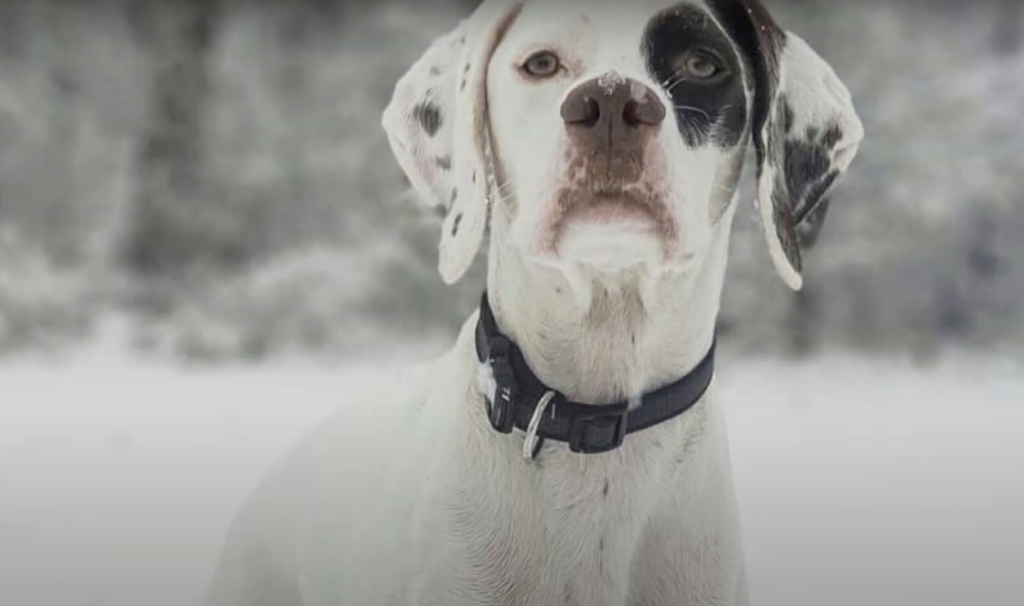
[383,0,863,289]
[486,0,749,273]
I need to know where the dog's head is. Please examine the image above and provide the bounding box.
[383,0,862,290]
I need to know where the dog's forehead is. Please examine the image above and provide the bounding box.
[505,0,721,57]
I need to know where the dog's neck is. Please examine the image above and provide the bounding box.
[485,206,735,406]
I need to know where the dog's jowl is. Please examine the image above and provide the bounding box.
[202,2,862,605]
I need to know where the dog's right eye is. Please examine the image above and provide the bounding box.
[522,51,562,78]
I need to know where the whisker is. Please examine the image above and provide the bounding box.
[662,74,687,90]
[673,105,711,120]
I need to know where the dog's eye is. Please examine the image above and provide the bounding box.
[522,51,562,78]
[678,51,726,82]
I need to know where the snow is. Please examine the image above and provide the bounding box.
[1,340,1023,606]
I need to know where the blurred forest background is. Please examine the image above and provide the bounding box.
[0,0,1021,364]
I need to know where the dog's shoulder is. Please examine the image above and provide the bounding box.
[213,315,482,602]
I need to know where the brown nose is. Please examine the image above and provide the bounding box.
[559,75,665,188]
[560,75,666,134]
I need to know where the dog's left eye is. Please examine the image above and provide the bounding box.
[677,50,727,82]
[522,51,562,78]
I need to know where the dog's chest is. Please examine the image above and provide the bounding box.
[442,434,682,606]
[538,456,665,606]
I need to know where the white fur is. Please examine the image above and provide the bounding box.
[203,2,861,605]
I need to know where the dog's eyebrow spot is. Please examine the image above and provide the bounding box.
[413,102,443,137]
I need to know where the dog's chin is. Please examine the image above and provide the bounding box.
[549,193,676,272]
[555,217,665,273]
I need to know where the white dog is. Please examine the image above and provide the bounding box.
[202,1,862,604]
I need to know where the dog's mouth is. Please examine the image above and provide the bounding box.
[562,191,654,224]
[552,187,674,239]
[531,185,679,268]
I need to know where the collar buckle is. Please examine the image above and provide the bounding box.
[487,335,518,434]
[568,403,629,454]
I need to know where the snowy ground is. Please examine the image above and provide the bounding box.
[1,331,1023,606]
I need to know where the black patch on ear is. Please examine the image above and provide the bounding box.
[784,138,830,202]
[822,123,844,149]
[435,155,452,170]
[779,97,795,135]
[771,188,802,271]
[796,196,831,247]
[642,4,748,149]
[704,0,784,168]
[786,126,842,224]
[451,212,463,236]
[770,120,843,267]
[413,102,443,137]
[764,114,803,270]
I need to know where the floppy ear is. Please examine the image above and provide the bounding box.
[382,1,523,285]
[740,2,864,291]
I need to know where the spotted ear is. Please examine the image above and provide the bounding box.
[382,1,523,285]
[739,3,864,291]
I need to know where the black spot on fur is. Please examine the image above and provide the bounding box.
[796,194,832,248]
[429,65,442,76]
[779,96,795,134]
[451,213,463,237]
[460,78,467,91]
[603,479,610,497]
[643,4,749,149]
[771,187,801,271]
[450,188,458,206]
[599,538,605,552]
[435,155,451,171]
[784,139,830,203]
[769,118,843,269]
[822,123,844,149]
[412,102,443,137]
[471,170,477,183]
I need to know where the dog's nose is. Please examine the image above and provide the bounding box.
[561,74,666,134]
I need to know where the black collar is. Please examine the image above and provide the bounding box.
[474,292,716,457]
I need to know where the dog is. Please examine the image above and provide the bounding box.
[201,1,862,604]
